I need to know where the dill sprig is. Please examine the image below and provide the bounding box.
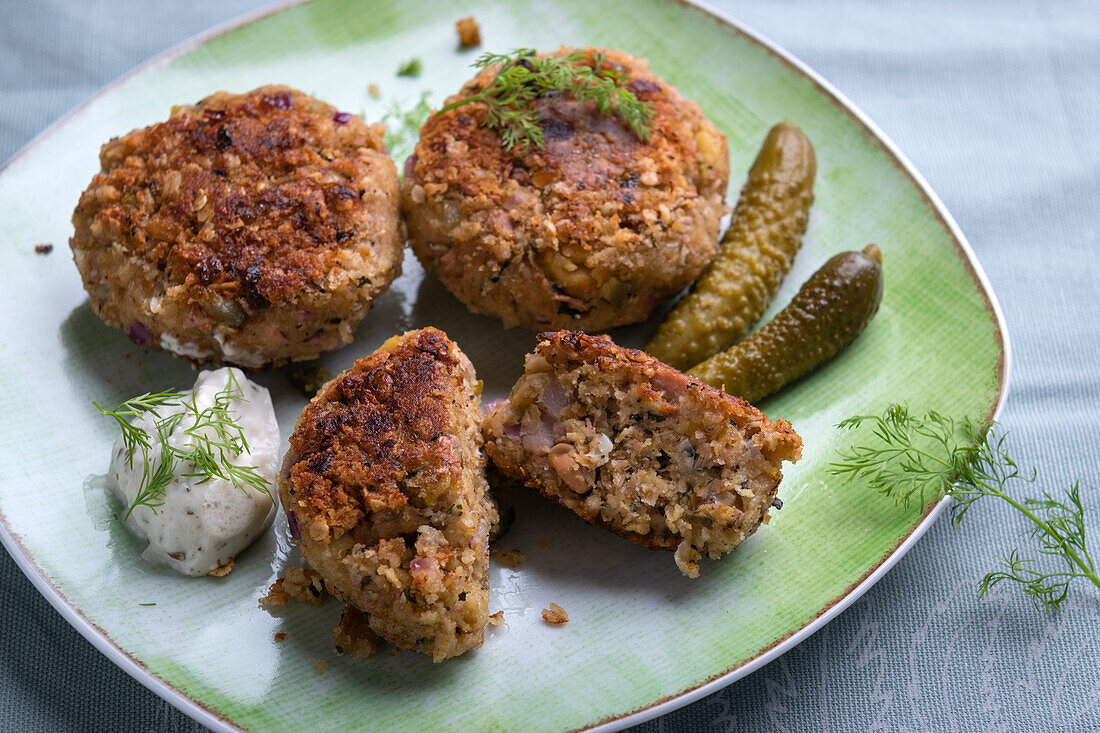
[435,48,655,152]
[94,390,182,467]
[96,370,271,520]
[397,57,422,78]
[830,404,1098,611]
[382,91,434,169]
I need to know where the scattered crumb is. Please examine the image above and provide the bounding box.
[368,83,381,99]
[487,497,515,544]
[260,580,290,607]
[541,603,569,625]
[259,566,326,608]
[332,605,380,659]
[455,16,480,48]
[539,540,552,549]
[274,632,287,641]
[207,559,235,577]
[492,548,528,569]
[487,610,505,626]
[34,243,53,255]
[762,514,771,525]
[314,659,328,673]
[288,365,334,398]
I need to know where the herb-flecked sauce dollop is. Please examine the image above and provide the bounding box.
[105,367,279,576]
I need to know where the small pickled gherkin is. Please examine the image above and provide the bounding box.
[647,122,815,370]
[689,245,884,403]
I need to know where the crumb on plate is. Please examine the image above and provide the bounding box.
[492,548,528,569]
[207,559,235,577]
[542,603,569,625]
[455,16,480,47]
[259,565,326,608]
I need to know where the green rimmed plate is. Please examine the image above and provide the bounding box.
[0,0,1008,730]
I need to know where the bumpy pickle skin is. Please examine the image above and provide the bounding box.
[689,245,884,403]
[647,122,816,370]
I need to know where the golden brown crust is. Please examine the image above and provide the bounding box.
[402,48,729,331]
[70,85,402,368]
[81,86,385,301]
[286,327,464,536]
[536,331,802,458]
[280,328,496,661]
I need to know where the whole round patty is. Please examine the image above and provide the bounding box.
[402,48,730,331]
[70,85,402,368]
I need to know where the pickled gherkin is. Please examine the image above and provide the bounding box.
[689,245,884,403]
[647,122,815,370]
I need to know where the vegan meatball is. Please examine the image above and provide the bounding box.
[483,331,801,577]
[402,48,729,331]
[70,85,402,368]
[279,328,497,661]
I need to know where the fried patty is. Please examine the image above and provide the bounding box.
[483,331,802,577]
[70,85,402,368]
[279,328,497,661]
[402,48,729,331]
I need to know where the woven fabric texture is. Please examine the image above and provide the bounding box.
[1,1,1097,730]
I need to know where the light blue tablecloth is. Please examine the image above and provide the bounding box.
[2,1,1098,730]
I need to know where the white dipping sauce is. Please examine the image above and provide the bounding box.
[105,367,279,577]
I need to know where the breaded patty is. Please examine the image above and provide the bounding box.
[279,328,497,661]
[70,85,402,368]
[483,331,801,577]
[402,48,729,331]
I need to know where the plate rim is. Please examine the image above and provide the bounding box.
[0,1,1012,731]
[592,2,1012,729]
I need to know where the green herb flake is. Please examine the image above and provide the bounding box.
[397,58,422,77]
[382,91,434,168]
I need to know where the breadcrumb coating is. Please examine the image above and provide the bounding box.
[402,48,728,331]
[280,328,497,661]
[70,85,402,368]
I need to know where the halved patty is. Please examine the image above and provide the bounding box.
[402,48,729,331]
[483,331,801,577]
[70,85,402,368]
[279,328,497,661]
